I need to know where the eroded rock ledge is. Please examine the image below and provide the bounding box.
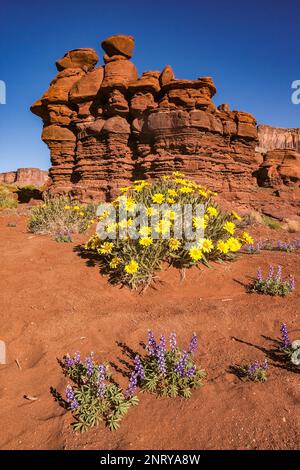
[31,34,299,218]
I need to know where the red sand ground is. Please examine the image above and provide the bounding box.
[0,209,299,450]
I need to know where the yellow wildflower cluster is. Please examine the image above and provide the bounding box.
[84,173,253,288]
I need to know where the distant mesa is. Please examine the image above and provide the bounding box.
[0,168,49,188]
[30,34,299,218]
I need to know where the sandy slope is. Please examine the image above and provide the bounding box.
[0,210,299,450]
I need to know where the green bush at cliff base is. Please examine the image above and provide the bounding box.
[28,195,96,235]
[0,184,18,209]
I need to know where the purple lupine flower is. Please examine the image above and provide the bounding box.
[147,330,157,356]
[267,265,274,281]
[125,372,138,397]
[73,352,81,364]
[134,355,145,380]
[175,351,189,376]
[188,333,198,355]
[64,354,74,368]
[65,384,79,410]
[275,265,282,282]
[280,323,291,348]
[289,275,295,292]
[156,336,166,375]
[247,360,259,375]
[85,352,94,377]
[97,364,106,398]
[170,332,177,352]
[186,366,196,378]
[257,267,263,282]
[261,359,268,370]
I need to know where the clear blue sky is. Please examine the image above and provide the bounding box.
[0,0,299,172]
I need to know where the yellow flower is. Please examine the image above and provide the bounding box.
[147,207,158,216]
[109,257,121,269]
[124,260,139,274]
[156,219,172,234]
[162,175,171,181]
[98,211,110,221]
[73,205,80,211]
[174,178,187,185]
[133,181,149,192]
[223,221,236,235]
[139,237,153,247]
[193,216,206,229]
[169,238,181,251]
[79,211,85,216]
[217,240,229,254]
[125,197,136,213]
[85,234,101,250]
[163,209,176,221]
[206,206,218,217]
[89,219,95,224]
[199,238,214,253]
[151,193,165,204]
[198,189,209,198]
[179,186,193,194]
[241,231,254,244]
[119,219,128,229]
[98,242,114,255]
[105,222,118,233]
[167,197,176,204]
[172,171,184,177]
[120,186,131,193]
[226,237,242,252]
[64,205,71,210]
[139,225,151,237]
[189,246,203,261]
[167,189,177,197]
[231,210,242,221]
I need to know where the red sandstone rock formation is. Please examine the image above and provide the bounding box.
[0,168,48,188]
[30,34,299,218]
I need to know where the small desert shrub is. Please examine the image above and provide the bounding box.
[262,215,281,230]
[54,229,73,243]
[0,184,18,209]
[51,352,138,433]
[279,323,300,367]
[249,265,295,296]
[28,195,96,235]
[125,331,205,398]
[233,360,268,382]
[245,238,300,254]
[85,173,253,288]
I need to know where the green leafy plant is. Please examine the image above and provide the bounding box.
[232,360,268,382]
[51,352,138,433]
[54,229,73,243]
[262,215,281,230]
[124,331,205,399]
[249,265,295,296]
[28,195,96,235]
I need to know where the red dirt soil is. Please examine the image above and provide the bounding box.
[0,209,299,450]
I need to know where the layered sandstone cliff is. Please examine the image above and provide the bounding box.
[257,125,300,153]
[31,34,299,218]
